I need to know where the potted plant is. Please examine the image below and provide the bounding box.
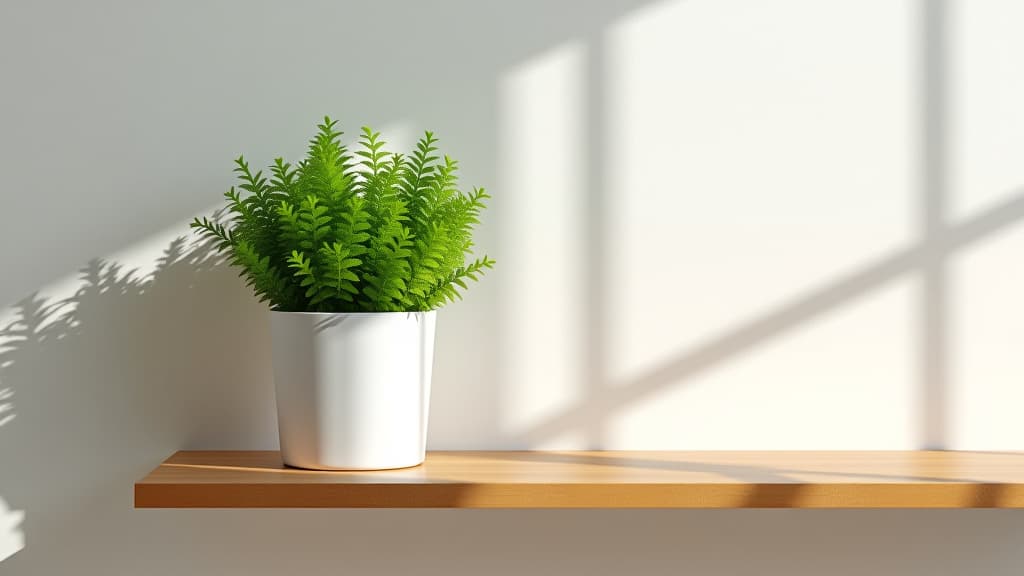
[192,117,493,470]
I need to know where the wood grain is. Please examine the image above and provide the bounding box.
[134,450,1024,508]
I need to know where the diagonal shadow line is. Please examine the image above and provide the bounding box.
[510,191,1024,445]
[480,452,991,484]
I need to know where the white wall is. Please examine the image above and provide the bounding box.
[1,0,1023,573]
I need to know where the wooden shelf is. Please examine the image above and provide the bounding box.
[134,450,1024,509]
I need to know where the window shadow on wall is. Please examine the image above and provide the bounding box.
[507,188,1024,447]
[500,0,1024,453]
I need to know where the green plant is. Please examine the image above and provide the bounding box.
[192,117,494,312]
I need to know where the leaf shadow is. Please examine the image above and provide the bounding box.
[0,231,279,569]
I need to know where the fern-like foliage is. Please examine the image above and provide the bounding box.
[191,117,494,311]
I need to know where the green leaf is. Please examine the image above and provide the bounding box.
[193,118,493,311]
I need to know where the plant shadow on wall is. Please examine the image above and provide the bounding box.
[0,233,278,567]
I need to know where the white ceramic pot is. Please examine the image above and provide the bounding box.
[269,311,436,470]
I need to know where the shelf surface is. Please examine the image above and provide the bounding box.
[135,450,1024,509]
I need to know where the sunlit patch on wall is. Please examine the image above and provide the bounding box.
[604,0,916,388]
[951,223,1024,449]
[0,388,12,428]
[497,41,587,445]
[0,495,24,562]
[952,0,1024,221]
[606,276,917,449]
